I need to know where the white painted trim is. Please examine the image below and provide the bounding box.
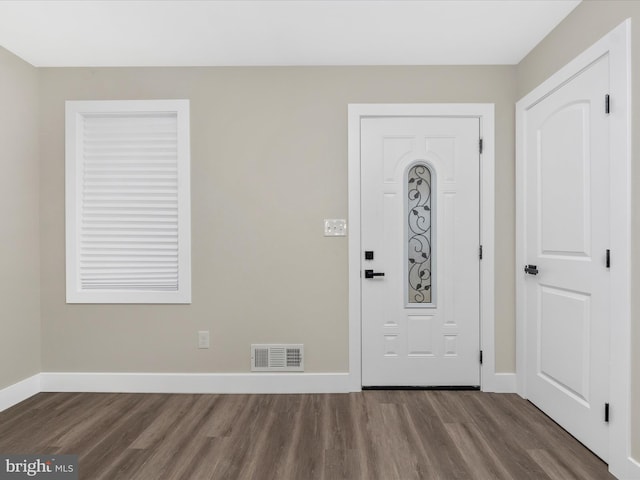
[516,19,631,478]
[0,374,41,413]
[347,106,363,392]
[617,456,640,480]
[485,373,517,394]
[348,103,497,392]
[40,372,350,394]
[478,105,498,393]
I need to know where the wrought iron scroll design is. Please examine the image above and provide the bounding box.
[408,164,432,303]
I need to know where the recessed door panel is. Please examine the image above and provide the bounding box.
[407,315,435,356]
[539,285,590,402]
[539,103,590,257]
[426,137,456,181]
[383,137,414,183]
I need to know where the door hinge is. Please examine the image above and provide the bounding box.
[606,249,610,268]
[605,403,610,423]
[480,350,483,365]
[479,245,483,260]
[479,138,483,154]
[605,94,610,114]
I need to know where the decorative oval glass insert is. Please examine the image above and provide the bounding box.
[407,164,432,304]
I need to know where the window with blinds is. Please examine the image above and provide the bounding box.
[65,100,191,303]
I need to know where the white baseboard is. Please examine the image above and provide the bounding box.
[40,372,351,394]
[18,371,527,397]
[483,372,517,393]
[0,374,41,413]
[36,372,520,395]
[611,455,640,480]
[630,456,640,479]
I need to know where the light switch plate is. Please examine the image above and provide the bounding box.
[324,219,347,236]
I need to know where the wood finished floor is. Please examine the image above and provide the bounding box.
[0,391,613,480]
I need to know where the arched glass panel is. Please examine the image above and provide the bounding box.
[407,164,433,304]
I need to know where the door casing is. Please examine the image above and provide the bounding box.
[515,20,632,479]
[348,103,496,392]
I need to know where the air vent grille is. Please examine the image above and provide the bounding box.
[287,348,302,368]
[251,344,304,372]
[254,348,269,368]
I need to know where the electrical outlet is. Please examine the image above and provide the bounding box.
[198,330,210,349]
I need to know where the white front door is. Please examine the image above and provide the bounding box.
[523,55,610,460]
[361,116,480,387]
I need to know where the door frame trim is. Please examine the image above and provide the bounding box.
[347,103,496,392]
[515,20,632,478]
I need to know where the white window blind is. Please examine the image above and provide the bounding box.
[66,100,191,303]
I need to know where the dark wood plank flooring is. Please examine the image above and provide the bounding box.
[0,391,613,479]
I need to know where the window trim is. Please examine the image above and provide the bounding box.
[65,99,191,304]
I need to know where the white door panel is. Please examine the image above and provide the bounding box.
[538,102,592,256]
[361,117,480,387]
[524,55,610,460]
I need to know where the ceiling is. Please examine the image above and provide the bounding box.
[0,0,581,67]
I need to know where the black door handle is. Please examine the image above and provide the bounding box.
[524,264,539,275]
[365,269,385,279]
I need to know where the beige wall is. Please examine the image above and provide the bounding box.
[516,0,640,461]
[39,66,517,374]
[0,47,41,389]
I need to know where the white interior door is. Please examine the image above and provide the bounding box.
[361,116,480,387]
[523,55,610,460]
